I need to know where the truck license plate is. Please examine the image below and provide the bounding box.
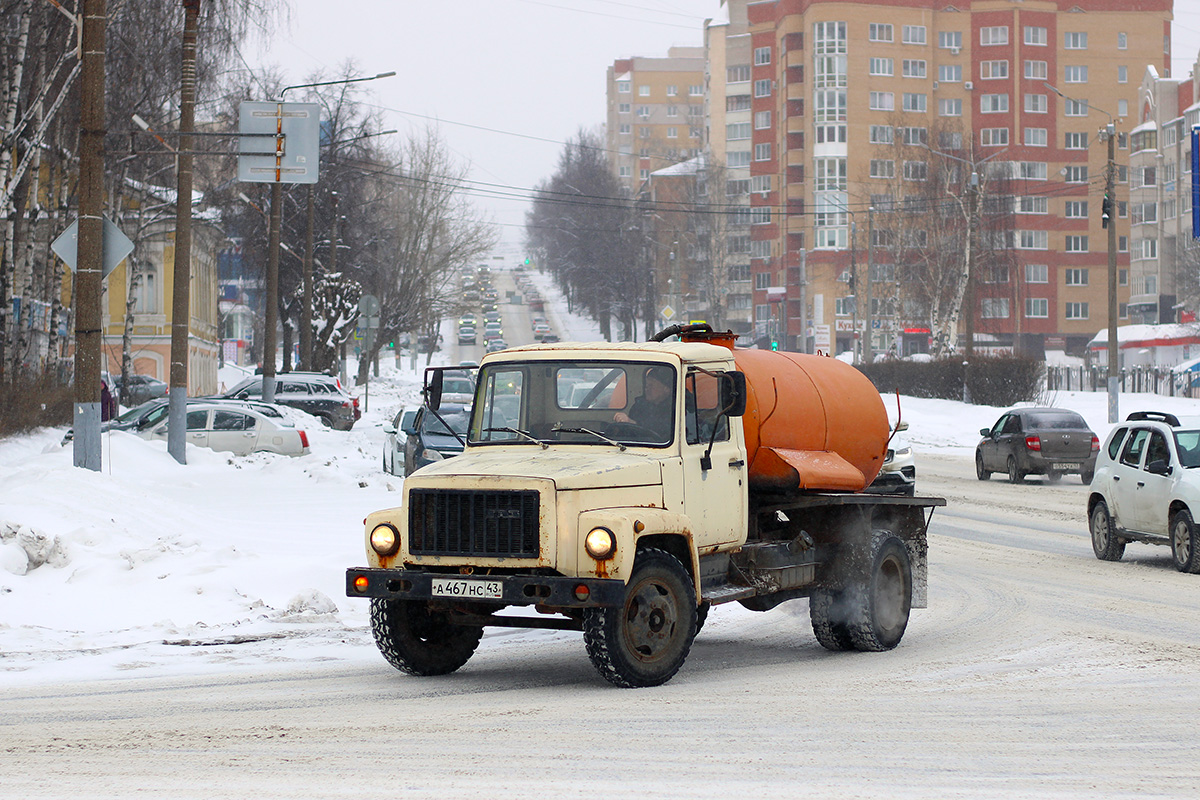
[431,577,503,600]
[1053,463,1079,471]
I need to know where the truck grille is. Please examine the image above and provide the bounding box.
[408,489,541,558]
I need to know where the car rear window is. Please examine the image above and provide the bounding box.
[1028,412,1087,429]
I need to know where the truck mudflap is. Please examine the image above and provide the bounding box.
[346,568,627,608]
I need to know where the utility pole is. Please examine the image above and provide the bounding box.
[331,191,347,385]
[301,185,314,370]
[849,219,858,363]
[964,171,979,359]
[167,0,200,463]
[72,0,107,471]
[1105,122,1119,423]
[262,180,281,401]
[865,206,874,363]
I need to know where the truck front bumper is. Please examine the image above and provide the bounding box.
[346,567,627,608]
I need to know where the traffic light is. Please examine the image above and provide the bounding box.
[770,339,779,351]
[1101,190,1113,229]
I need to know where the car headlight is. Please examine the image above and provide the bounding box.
[584,526,616,560]
[369,523,400,557]
[894,446,911,456]
[420,448,445,462]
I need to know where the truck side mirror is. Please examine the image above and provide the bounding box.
[722,371,747,417]
[426,369,444,411]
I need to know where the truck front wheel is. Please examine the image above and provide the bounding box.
[583,547,697,688]
[369,598,483,676]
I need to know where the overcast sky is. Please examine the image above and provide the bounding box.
[245,0,1200,250]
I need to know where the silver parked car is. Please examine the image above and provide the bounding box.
[382,407,419,475]
[137,401,310,457]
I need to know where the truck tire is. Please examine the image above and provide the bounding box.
[843,531,913,652]
[1089,501,1125,562]
[809,590,855,651]
[1170,509,1200,573]
[369,598,483,676]
[583,547,697,688]
[695,601,710,634]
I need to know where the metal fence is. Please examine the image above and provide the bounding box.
[1045,365,1200,398]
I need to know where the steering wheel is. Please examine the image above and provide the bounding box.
[604,421,660,441]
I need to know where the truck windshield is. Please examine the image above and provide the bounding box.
[470,360,676,447]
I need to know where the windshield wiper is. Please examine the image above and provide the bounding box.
[483,426,548,449]
[551,423,626,451]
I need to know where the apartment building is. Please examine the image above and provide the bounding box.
[1127,54,1200,326]
[710,0,1173,357]
[605,48,707,195]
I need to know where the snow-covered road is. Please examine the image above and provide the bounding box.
[5,453,1199,798]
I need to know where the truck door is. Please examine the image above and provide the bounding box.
[681,367,747,547]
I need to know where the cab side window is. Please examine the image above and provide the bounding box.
[685,370,729,445]
[1120,428,1149,467]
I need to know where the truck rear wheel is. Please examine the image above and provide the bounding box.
[369,598,483,676]
[809,590,855,651]
[583,547,697,688]
[842,531,912,652]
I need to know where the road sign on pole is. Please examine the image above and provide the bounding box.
[51,217,135,279]
[237,101,321,185]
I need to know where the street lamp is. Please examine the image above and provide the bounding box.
[1045,82,1120,423]
[821,196,864,362]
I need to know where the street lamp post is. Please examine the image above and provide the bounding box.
[1045,83,1120,423]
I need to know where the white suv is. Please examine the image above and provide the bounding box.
[1087,411,1200,572]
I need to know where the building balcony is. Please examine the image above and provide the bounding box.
[787,82,804,102]
[786,149,806,168]
[787,116,805,135]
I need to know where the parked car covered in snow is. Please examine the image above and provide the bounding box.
[137,401,310,457]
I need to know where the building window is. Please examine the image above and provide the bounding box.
[903,160,927,181]
[726,179,749,196]
[1024,60,1047,80]
[980,26,1008,46]
[1017,230,1049,249]
[902,93,927,113]
[1025,128,1047,146]
[618,103,631,114]
[1064,32,1088,49]
[754,272,772,290]
[870,57,893,76]
[726,95,751,112]
[754,142,772,161]
[618,165,631,178]
[1018,196,1048,214]
[939,64,962,82]
[754,46,771,66]
[1064,132,1087,149]
[1065,235,1089,253]
[981,94,1009,113]
[1065,268,1089,285]
[618,123,631,135]
[981,298,1010,319]
[939,131,963,150]
[1118,32,1128,49]
[1026,298,1049,318]
[639,85,650,96]
[727,65,751,83]
[870,91,894,111]
[1065,201,1088,219]
[981,128,1009,146]
[870,159,895,178]
[754,110,771,129]
[689,126,701,139]
[639,126,650,138]
[617,81,630,93]
[869,125,894,144]
[1064,98,1088,116]
[1065,165,1088,183]
[902,25,926,45]
[754,79,772,98]
[640,168,649,180]
[751,175,772,194]
[667,127,677,138]
[1064,65,1088,83]
[939,31,962,49]
[1020,162,1048,180]
[981,60,1008,80]
[727,150,751,167]
[870,23,893,42]
[1118,99,1128,117]
[1065,302,1089,320]
[1026,264,1048,283]
[1024,26,1047,46]
[1136,238,1158,259]
[666,105,678,117]
[690,85,703,96]
[815,157,847,190]
[1118,65,1128,83]
[751,207,772,224]
[1025,94,1047,114]
[133,269,158,313]
[726,122,751,140]
[637,106,650,118]
[902,127,927,145]
[939,98,962,116]
[902,59,927,78]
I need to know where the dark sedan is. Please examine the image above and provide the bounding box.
[976,407,1099,484]
[403,403,469,475]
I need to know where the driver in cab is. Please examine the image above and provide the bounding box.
[613,366,674,441]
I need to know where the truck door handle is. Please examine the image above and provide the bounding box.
[728,459,745,468]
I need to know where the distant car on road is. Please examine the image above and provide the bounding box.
[1087,411,1200,572]
[457,326,477,345]
[137,401,310,457]
[115,374,169,407]
[486,338,508,353]
[976,407,1098,484]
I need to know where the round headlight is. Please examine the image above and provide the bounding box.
[584,526,616,560]
[369,523,400,557]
